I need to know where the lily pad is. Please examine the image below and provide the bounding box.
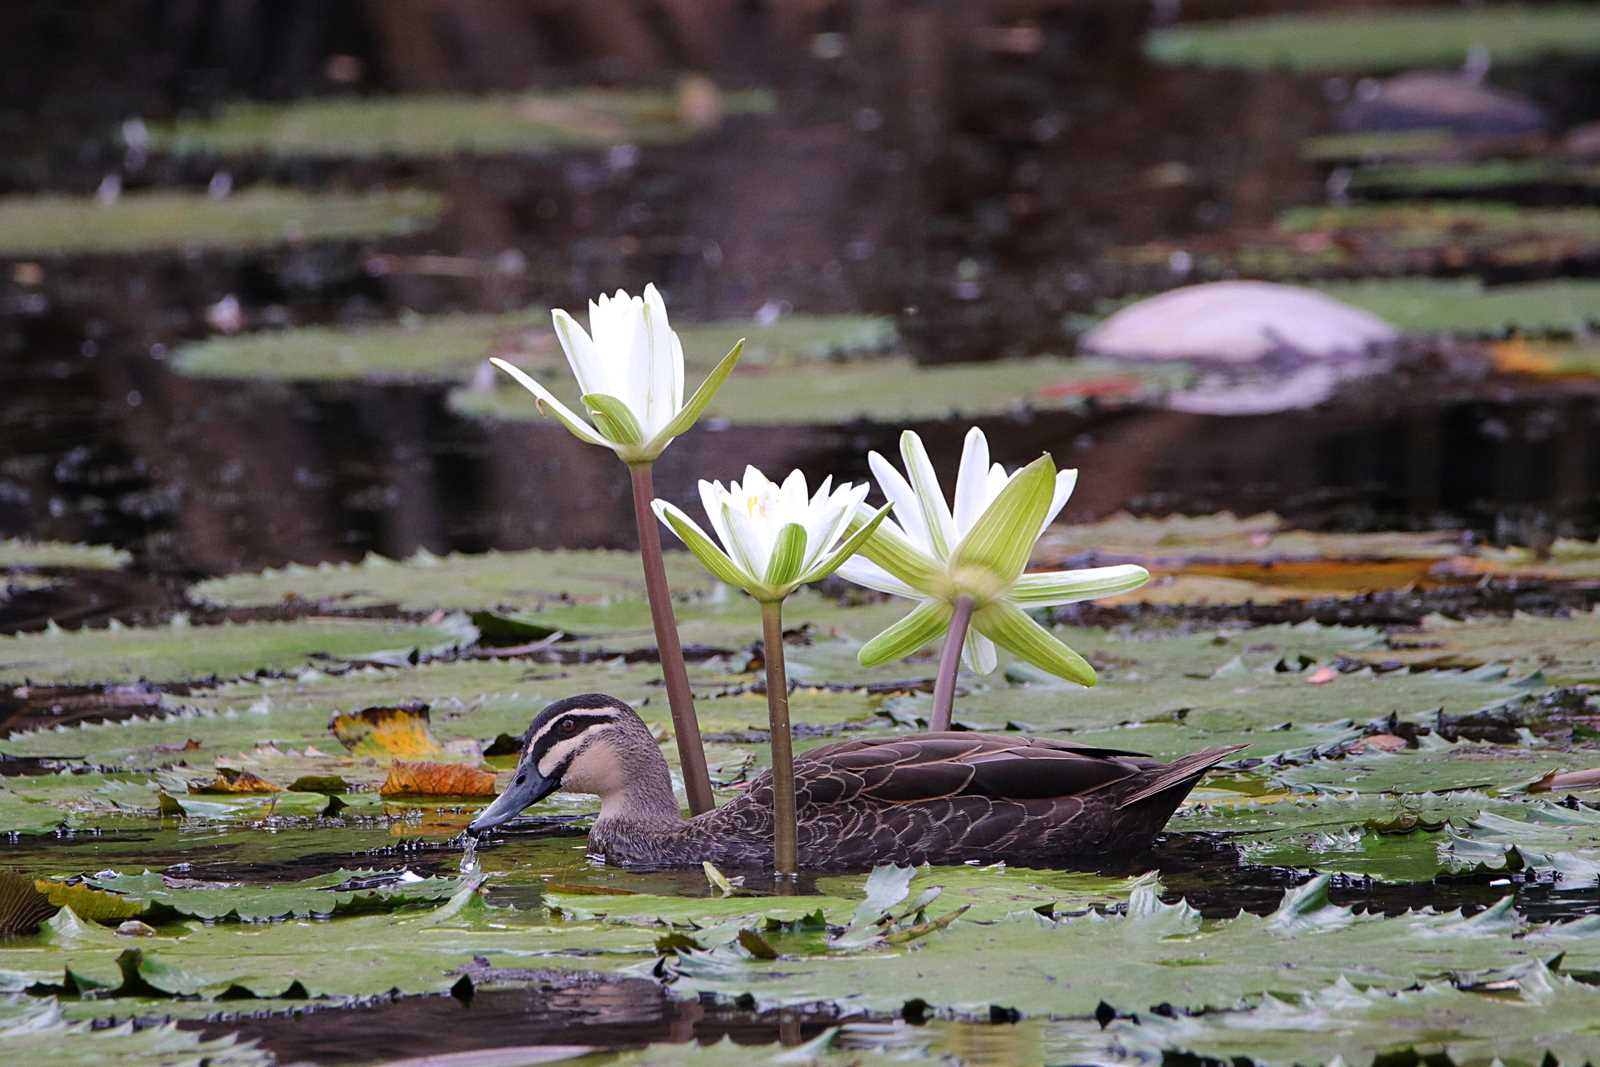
[0,615,476,686]
[1350,609,1600,682]
[189,548,721,612]
[173,310,894,383]
[149,88,775,159]
[87,868,464,922]
[453,355,1187,427]
[0,540,130,571]
[1145,6,1600,73]
[0,992,271,1066]
[0,188,442,257]
[664,876,1599,1017]
[1103,965,1600,1067]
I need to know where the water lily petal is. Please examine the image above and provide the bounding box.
[652,500,751,589]
[962,630,998,675]
[723,500,771,578]
[489,358,609,448]
[803,502,893,584]
[699,480,736,557]
[972,601,1095,686]
[834,556,919,599]
[550,309,600,397]
[1009,564,1149,607]
[640,284,679,437]
[950,454,1055,585]
[868,450,932,553]
[858,597,954,667]
[899,430,957,557]
[1038,468,1079,538]
[952,427,992,536]
[648,338,743,453]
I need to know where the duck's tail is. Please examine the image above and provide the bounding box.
[1115,744,1247,812]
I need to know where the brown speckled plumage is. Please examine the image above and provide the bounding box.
[472,694,1243,871]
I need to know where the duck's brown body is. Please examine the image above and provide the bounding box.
[586,731,1242,870]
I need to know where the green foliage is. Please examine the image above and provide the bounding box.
[173,310,893,382]
[1312,277,1600,335]
[1349,159,1600,195]
[189,547,720,611]
[0,540,130,571]
[148,88,776,158]
[1145,5,1600,72]
[0,188,442,256]
[0,614,475,685]
[0,992,271,1066]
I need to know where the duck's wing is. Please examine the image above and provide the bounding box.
[792,732,1158,808]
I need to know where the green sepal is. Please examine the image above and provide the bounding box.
[763,523,809,591]
[652,500,753,591]
[850,512,942,593]
[1008,564,1150,607]
[858,598,954,668]
[804,503,893,583]
[645,338,744,453]
[950,455,1055,585]
[972,600,1096,686]
[582,393,644,448]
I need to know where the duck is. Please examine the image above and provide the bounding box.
[466,693,1243,870]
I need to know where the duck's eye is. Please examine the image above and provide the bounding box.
[559,719,578,735]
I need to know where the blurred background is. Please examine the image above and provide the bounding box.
[2,0,1599,604]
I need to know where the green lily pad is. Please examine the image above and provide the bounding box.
[0,188,442,257]
[1102,965,1600,1067]
[1440,802,1600,884]
[0,540,130,571]
[189,548,722,612]
[1351,609,1600,683]
[454,355,1187,427]
[172,310,893,383]
[87,868,463,922]
[0,614,475,687]
[1145,6,1600,72]
[0,991,271,1066]
[1349,159,1600,196]
[149,88,775,159]
[665,876,1598,1017]
[0,881,657,1000]
[1110,204,1600,282]
[1298,128,1463,165]
[1273,738,1568,796]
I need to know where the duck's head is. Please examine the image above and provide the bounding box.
[467,693,660,835]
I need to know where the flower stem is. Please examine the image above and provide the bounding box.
[629,463,715,816]
[761,599,799,878]
[928,594,975,731]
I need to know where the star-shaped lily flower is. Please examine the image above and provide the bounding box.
[653,466,890,604]
[838,428,1149,729]
[490,284,743,464]
[653,466,891,876]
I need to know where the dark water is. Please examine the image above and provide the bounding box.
[3,3,1599,583]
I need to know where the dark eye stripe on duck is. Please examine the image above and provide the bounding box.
[523,712,619,765]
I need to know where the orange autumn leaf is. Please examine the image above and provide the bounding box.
[330,703,443,758]
[1491,338,1558,376]
[194,767,282,794]
[379,760,498,797]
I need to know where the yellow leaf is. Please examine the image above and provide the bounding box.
[379,760,497,797]
[330,703,443,758]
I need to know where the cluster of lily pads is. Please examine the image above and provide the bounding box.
[5,513,1600,1063]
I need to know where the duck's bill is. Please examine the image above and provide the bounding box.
[467,766,557,835]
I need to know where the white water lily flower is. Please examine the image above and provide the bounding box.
[489,284,742,463]
[838,428,1149,683]
[653,466,891,603]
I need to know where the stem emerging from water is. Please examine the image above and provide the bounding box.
[629,463,714,816]
[761,599,799,878]
[928,594,975,732]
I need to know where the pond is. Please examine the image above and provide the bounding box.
[4,3,1600,1066]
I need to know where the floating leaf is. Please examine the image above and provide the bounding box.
[379,761,497,798]
[330,703,444,758]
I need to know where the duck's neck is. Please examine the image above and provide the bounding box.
[589,739,685,830]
